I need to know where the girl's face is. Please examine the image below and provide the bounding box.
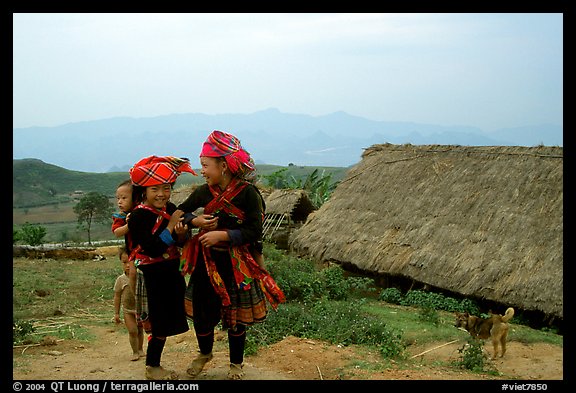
[115,185,133,213]
[143,183,172,209]
[200,156,227,187]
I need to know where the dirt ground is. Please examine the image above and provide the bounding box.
[13,246,564,382]
[12,313,564,382]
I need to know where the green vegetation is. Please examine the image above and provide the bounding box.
[13,241,562,377]
[13,159,130,208]
[246,299,406,359]
[12,159,350,243]
[261,167,339,207]
[13,158,350,209]
[454,336,491,372]
[15,223,47,246]
[12,159,563,377]
[13,319,35,345]
[257,164,349,186]
[379,287,481,315]
[73,192,114,245]
[22,224,46,245]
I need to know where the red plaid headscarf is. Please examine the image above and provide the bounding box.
[130,156,197,187]
[200,130,255,180]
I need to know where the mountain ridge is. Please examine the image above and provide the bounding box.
[13,108,563,173]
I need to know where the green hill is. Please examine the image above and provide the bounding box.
[12,159,351,243]
[13,159,351,209]
[13,159,129,208]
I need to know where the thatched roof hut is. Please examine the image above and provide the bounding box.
[265,189,316,221]
[263,189,316,241]
[289,144,563,319]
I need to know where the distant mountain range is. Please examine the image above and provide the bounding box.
[12,108,563,173]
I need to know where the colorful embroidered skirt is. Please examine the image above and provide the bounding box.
[185,248,267,331]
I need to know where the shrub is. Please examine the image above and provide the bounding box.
[268,258,324,303]
[455,336,488,372]
[19,223,47,246]
[246,299,406,359]
[418,302,440,326]
[13,225,21,244]
[321,265,350,301]
[379,287,403,304]
[13,319,35,345]
[266,255,372,304]
[458,298,481,315]
[400,290,480,314]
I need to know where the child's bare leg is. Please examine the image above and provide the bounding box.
[124,312,141,360]
[138,325,145,357]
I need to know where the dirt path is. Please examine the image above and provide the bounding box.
[13,322,563,381]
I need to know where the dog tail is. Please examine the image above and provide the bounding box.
[502,307,515,322]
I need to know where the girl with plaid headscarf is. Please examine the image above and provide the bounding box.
[177,130,285,380]
[128,155,197,380]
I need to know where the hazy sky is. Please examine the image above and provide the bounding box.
[13,13,563,131]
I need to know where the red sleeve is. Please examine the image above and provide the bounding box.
[112,216,126,233]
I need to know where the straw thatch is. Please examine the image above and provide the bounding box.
[170,184,199,206]
[265,189,316,220]
[263,189,316,242]
[289,144,563,319]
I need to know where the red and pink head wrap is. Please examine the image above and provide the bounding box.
[200,130,256,180]
[129,156,197,187]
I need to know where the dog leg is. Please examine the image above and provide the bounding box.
[500,331,508,357]
[491,336,499,360]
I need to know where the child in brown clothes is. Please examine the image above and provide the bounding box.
[113,247,145,361]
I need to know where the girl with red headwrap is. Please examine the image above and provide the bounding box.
[128,155,196,380]
[177,131,285,380]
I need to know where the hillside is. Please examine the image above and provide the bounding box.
[12,158,348,243]
[13,159,131,208]
[12,158,349,209]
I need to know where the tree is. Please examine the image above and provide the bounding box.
[73,191,113,245]
[18,223,47,246]
[289,168,339,208]
[262,168,290,189]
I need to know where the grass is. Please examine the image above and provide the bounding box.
[362,302,464,346]
[12,242,563,376]
[13,200,120,244]
[13,161,350,244]
[13,256,119,322]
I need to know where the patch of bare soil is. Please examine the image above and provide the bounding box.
[12,245,114,261]
[13,322,563,381]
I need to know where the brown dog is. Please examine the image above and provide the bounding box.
[455,307,515,359]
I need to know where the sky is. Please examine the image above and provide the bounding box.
[13,13,563,132]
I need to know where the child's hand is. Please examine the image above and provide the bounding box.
[169,209,184,225]
[199,230,226,248]
[197,214,218,231]
[174,221,187,236]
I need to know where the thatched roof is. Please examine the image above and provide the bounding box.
[264,189,316,222]
[170,184,199,206]
[171,183,273,208]
[289,144,563,319]
[263,189,316,243]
